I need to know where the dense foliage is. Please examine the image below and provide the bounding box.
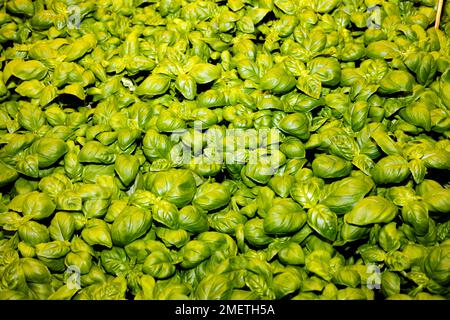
[0,0,449,300]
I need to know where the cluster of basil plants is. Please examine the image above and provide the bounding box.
[0,0,449,300]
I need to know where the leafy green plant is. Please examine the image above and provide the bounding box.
[0,0,449,301]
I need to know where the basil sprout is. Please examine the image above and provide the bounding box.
[320,176,374,213]
[192,182,231,211]
[48,212,75,241]
[381,271,401,297]
[18,221,50,246]
[135,74,171,97]
[345,196,398,226]
[371,155,410,185]
[312,154,352,179]
[81,218,112,248]
[145,170,196,208]
[111,206,152,247]
[264,198,307,235]
[278,242,305,266]
[22,192,56,220]
[423,245,450,286]
[142,251,176,279]
[244,218,273,247]
[180,240,212,269]
[307,205,338,241]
